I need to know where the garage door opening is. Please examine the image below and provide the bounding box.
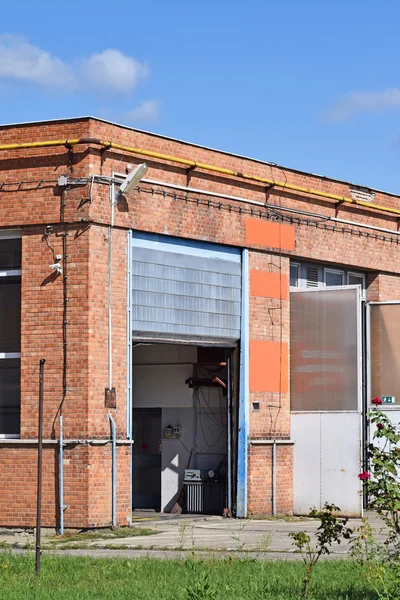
[132,343,237,515]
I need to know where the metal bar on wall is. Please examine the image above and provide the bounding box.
[35,359,45,576]
[227,350,232,512]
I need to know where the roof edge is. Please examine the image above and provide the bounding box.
[0,115,399,200]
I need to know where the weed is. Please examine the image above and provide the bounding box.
[226,519,248,550]
[289,503,352,598]
[257,532,273,552]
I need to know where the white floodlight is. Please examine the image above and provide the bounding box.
[119,163,148,196]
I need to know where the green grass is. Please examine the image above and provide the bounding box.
[0,553,383,599]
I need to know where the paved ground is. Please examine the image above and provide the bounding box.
[0,511,387,560]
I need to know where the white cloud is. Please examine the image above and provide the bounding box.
[125,100,161,124]
[0,34,76,89]
[81,49,149,95]
[325,88,400,122]
[0,35,149,95]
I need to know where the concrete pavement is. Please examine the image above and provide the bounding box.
[0,510,388,560]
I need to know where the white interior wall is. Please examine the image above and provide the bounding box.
[132,343,227,512]
[161,407,193,511]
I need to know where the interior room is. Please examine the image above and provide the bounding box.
[132,343,234,515]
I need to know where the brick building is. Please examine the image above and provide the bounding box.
[0,116,398,528]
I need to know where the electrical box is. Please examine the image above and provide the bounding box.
[163,426,173,438]
[184,469,201,482]
[173,425,182,438]
[105,387,116,408]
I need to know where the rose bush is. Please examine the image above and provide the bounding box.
[355,403,400,597]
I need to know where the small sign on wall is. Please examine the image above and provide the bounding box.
[382,396,395,404]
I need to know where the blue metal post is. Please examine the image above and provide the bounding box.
[237,249,249,518]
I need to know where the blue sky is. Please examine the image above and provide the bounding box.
[1,0,400,193]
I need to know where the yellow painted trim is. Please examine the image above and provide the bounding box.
[0,137,399,218]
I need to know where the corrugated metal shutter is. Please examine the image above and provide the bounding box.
[131,232,241,345]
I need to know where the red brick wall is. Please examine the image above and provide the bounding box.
[248,444,293,515]
[0,446,57,527]
[87,445,131,528]
[1,117,400,525]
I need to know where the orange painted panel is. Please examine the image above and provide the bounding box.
[250,271,288,300]
[245,218,295,251]
[250,340,288,393]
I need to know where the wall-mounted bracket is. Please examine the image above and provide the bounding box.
[186,165,197,186]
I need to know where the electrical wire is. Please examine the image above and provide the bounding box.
[137,184,400,247]
[3,175,400,247]
[197,403,227,451]
[177,437,192,454]
[267,164,288,439]
[0,178,58,189]
[198,387,227,427]
[52,187,69,435]
[193,388,227,454]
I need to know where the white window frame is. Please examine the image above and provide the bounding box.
[290,262,301,288]
[0,231,22,439]
[347,272,366,300]
[324,268,344,287]
[290,261,367,298]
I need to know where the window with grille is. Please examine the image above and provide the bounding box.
[0,238,21,438]
[290,261,366,298]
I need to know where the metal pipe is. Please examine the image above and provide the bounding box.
[126,230,133,525]
[35,359,45,576]
[108,216,113,391]
[59,414,64,535]
[129,427,133,527]
[108,412,117,527]
[140,177,331,220]
[272,441,277,517]
[0,137,400,218]
[227,351,232,512]
[141,177,400,239]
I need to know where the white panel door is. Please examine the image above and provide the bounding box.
[291,413,321,515]
[320,412,362,516]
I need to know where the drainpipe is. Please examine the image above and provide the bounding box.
[272,440,277,517]
[108,412,117,527]
[108,187,115,392]
[59,414,65,535]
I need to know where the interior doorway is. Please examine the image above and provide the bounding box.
[132,343,237,515]
[132,408,162,511]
